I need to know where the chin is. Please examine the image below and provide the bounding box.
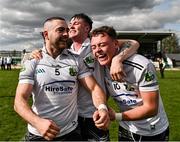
[98,60,107,66]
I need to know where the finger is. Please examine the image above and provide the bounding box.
[110,73,115,81]
[116,74,123,82]
[32,50,42,60]
[44,132,56,141]
[47,128,59,136]
[94,114,106,124]
[50,122,60,132]
[93,111,99,121]
[95,119,109,130]
[37,52,43,59]
[95,115,109,125]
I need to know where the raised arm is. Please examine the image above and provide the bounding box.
[110,39,139,81]
[14,83,60,140]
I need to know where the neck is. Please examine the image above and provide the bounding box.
[72,37,88,52]
[46,44,64,59]
[108,48,119,68]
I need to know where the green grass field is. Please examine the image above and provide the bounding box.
[0,69,180,141]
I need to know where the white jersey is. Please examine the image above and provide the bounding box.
[69,38,106,118]
[6,56,12,64]
[105,54,169,136]
[18,48,92,137]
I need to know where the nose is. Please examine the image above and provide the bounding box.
[96,46,102,52]
[63,28,69,35]
[92,46,102,55]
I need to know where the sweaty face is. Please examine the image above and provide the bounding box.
[47,20,69,49]
[91,33,117,66]
[68,17,88,39]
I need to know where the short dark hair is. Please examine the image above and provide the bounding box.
[41,17,66,42]
[91,26,117,39]
[70,13,93,31]
[43,16,65,26]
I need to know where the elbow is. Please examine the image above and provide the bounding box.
[133,40,140,50]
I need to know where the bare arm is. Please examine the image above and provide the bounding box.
[117,39,139,61]
[14,83,60,140]
[79,75,110,129]
[109,90,159,121]
[122,90,159,120]
[79,75,107,108]
[110,40,139,81]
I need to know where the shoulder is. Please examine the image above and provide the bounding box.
[124,54,153,70]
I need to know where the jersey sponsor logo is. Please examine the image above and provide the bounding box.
[145,71,155,82]
[119,98,137,105]
[44,81,75,94]
[35,68,45,74]
[112,93,138,105]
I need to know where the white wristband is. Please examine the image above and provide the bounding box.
[115,113,122,121]
[98,104,108,111]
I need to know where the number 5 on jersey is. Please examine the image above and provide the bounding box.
[55,68,60,76]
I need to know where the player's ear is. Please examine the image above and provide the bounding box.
[114,39,119,47]
[85,25,90,33]
[43,31,49,40]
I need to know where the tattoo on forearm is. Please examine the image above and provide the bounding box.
[122,41,132,49]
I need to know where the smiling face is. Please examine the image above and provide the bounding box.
[43,19,69,50]
[68,17,90,41]
[91,33,118,66]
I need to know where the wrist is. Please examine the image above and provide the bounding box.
[98,104,108,111]
[115,113,122,121]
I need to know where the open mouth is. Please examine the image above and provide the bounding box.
[97,54,107,62]
[69,29,76,33]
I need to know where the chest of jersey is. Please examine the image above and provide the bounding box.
[34,61,78,96]
[105,69,142,110]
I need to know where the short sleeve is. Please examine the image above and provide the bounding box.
[19,59,37,85]
[139,62,159,91]
[77,57,92,79]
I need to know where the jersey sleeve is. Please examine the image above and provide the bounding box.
[18,59,37,85]
[138,62,159,92]
[77,57,92,79]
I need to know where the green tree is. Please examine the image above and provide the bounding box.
[162,33,179,53]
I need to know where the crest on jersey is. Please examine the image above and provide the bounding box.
[84,56,94,64]
[145,72,155,82]
[83,53,95,70]
[69,66,77,76]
